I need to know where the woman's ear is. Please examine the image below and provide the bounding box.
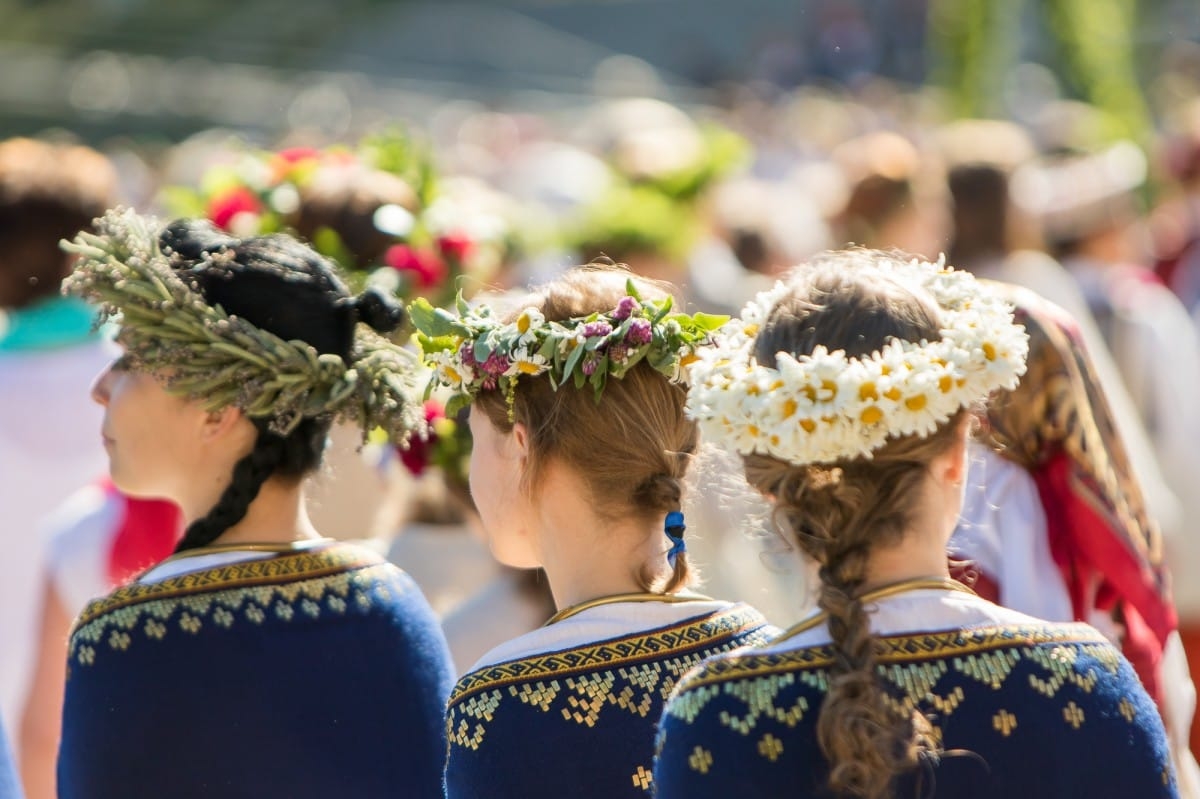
[934,420,971,488]
[511,421,530,462]
[199,405,249,445]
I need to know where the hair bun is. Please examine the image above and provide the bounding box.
[159,218,238,261]
[354,287,405,333]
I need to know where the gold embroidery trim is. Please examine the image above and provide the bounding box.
[678,623,1110,690]
[76,543,385,626]
[450,606,768,702]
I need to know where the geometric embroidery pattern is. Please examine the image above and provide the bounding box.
[445,607,773,752]
[664,624,1122,754]
[67,546,402,670]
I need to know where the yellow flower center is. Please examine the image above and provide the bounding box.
[748,425,760,437]
[859,382,878,401]
[860,406,883,424]
[905,394,928,411]
[982,342,996,361]
[680,353,700,367]
[781,398,798,418]
[444,366,462,383]
[884,387,902,402]
[800,418,816,433]
[517,313,532,334]
[516,361,542,375]
[938,375,954,393]
[744,323,760,336]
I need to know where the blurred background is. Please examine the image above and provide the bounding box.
[4,1,1200,796]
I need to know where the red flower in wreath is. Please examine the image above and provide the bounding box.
[399,400,446,476]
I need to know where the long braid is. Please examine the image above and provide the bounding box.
[173,433,286,552]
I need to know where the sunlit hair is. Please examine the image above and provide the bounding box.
[741,257,971,799]
[473,264,697,593]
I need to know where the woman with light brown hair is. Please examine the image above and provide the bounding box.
[412,263,775,799]
[654,250,1177,798]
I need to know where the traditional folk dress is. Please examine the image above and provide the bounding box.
[443,596,775,799]
[58,541,454,799]
[654,583,1178,798]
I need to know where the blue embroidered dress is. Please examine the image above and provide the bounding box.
[58,542,455,799]
[654,587,1178,798]
[444,598,775,799]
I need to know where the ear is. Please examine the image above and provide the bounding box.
[199,404,248,444]
[511,421,530,461]
[933,422,971,487]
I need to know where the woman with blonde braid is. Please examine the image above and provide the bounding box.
[56,211,453,799]
[654,250,1177,798]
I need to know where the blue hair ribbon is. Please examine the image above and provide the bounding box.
[665,511,687,567]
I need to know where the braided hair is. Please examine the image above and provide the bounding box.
[162,219,405,552]
[741,258,965,799]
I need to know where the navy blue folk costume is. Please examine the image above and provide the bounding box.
[654,583,1178,798]
[55,210,455,799]
[669,254,1179,797]
[445,596,775,799]
[59,541,454,799]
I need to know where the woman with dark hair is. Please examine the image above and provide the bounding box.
[654,250,1177,798]
[413,264,776,798]
[56,210,454,799]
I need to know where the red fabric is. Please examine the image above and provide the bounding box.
[102,481,183,588]
[948,561,1000,604]
[1034,451,1176,703]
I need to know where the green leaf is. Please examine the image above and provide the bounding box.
[564,340,586,377]
[445,393,471,417]
[408,298,471,338]
[624,278,642,302]
[456,291,470,316]
[650,295,674,323]
[537,336,558,360]
[686,312,730,332]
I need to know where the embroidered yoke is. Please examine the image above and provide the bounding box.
[655,604,1178,798]
[58,542,454,799]
[444,601,774,799]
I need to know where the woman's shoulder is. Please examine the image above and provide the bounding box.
[668,617,1120,711]
[452,598,773,700]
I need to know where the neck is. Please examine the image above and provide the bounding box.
[182,477,321,548]
[861,494,957,592]
[533,467,671,610]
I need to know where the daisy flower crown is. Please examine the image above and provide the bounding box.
[685,255,1030,465]
[62,208,425,443]
[409,281,728,417]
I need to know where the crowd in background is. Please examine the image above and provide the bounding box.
[3,42,1200,797]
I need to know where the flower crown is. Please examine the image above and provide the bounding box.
[410,282,728,416]
[163,131,504,307]
[685,255,1030,465]
[62,208,425,442]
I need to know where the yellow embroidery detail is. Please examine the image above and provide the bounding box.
[67,545,406,671]
[955,649,1021,689]
[445,608,773,751]
[688,746,714,774]
[631,765,653,789]
[993,710,1017,737]
[662,624,1125,761]
[758,733,784,762]
[510,681,561,712]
